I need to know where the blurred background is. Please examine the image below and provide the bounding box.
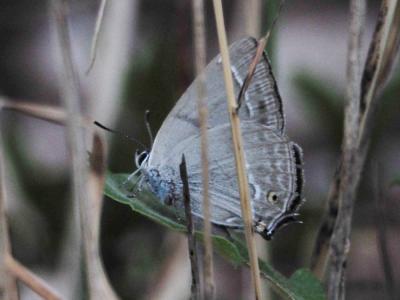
[0,0,399,299]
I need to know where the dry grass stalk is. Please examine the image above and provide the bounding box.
[0,99,66,124]
[51,0,93,297]
[86,0,109,74]
[212,1,263,299]
[310,0,400,298]
[192,0,215,298]
[86,133,119,299]
[0,117,19,300]
[243,3,284,298]
[180,155,200,300]
[52,2,121,298]
[5,255,62,300]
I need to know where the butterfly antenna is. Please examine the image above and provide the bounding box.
[144,110,154,149]
[94,121,147,150]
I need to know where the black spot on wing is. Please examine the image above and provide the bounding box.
[289,143,304,212]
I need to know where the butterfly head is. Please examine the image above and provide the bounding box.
[135,150,149,169]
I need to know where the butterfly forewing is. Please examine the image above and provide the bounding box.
[149,37,285,167]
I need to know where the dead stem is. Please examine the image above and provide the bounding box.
[180,155,200,300]
[5,255,62,300]
[191,0,215,298]
[237,1,284,110]
[311,1,400,299]
[0,99,91,127]
[51,0,88,296]
[325,0,365,298]
[212,1,263,299]
[86,133,119,299]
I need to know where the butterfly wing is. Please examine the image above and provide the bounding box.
[146,36,303,236]
[149,37,285,167]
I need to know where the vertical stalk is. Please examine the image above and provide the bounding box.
[51,0,87,295]
[180,156,201,300]
[325,1,365,299]
[192,0,215,298]
[212,1,263,299]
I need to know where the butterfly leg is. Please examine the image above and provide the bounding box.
[126,175,146,198]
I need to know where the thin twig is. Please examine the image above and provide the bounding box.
[86,0,109,74]
[358,0,400,150]
[212,1,263,299]
[373,165,396,300]
[0,98,91,127]
[324,1,365,298]
[5,254,62,300]
[51,0,88,295]
[244,3,280,299]
[180,155,200,300]
[313,1,400,299]
[0,112,19,300]
[192,0,215,299]
[86,133,119,299]
[237,0,284,110]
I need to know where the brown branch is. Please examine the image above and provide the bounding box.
[324,1,366,298]
[191,0,215,298]
[312,1,400,299]
[5,255,62,300]
[85,133,119,299]
[212,1,263,299]
[180,155,200,300]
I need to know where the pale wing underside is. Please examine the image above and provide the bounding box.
[149,37,284,167]
[154,122,299,227]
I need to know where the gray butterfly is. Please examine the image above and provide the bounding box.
[133,37,304,240]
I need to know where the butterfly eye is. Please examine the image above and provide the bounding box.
[135,150,149,167]
[267,191,279,204]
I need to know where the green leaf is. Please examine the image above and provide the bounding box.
[288,269,326,300]
[105,172,326,300]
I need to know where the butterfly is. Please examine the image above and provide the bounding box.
[132,37,304,240]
